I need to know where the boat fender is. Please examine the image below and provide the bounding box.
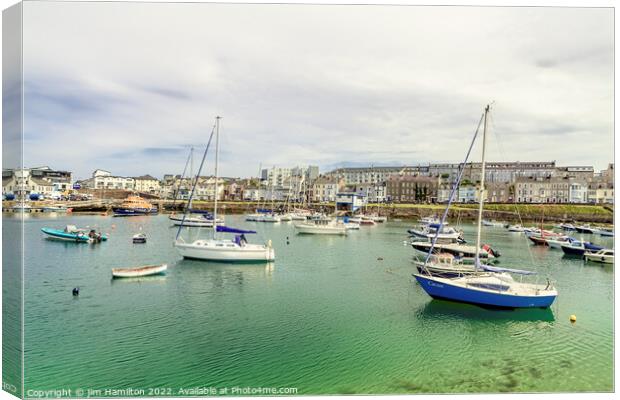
[268,240,272,248]
[72,287,79,296]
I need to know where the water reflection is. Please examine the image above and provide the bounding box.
[417,299,555,322]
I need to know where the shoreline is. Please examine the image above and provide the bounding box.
[3,201,613,224]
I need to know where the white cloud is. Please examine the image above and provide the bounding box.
[21,3,613,179]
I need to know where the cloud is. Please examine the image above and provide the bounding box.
[20,3,614,180]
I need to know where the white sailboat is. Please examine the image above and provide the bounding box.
[174,117,275,262]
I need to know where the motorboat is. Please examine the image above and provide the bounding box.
[41,225,107,243]
[559,223,576,231]
[584,249,614,264]
[112,264,167,278]
[295,217,347,235]
[413,253,483,278]
[575,224,595,234]
[411,241,499,261]
[561,240,603,256]
[546,236,575,249]
[408,224,464,242]
[507,224,524,232]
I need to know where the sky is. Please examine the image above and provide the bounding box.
[19,2,614,180]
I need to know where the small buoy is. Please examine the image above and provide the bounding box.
[570,315,577,323]
[72,287,79,296]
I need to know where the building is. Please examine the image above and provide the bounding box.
[2,169,54,198]
[2,167,71,198]
[485,182,513,203]
[515,177,570,203]
[79,170,135,191]
[345,183,387,203]
[569,181,589,203]
[325,166,406,185]
[335,192,367,212]
[261,165,319,188]
[386,175,439,203]
[311,176,344,203]
[457,185,477,203]
[133,175,162,196]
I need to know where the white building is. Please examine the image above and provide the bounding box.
[81,170,135,190]
[569,181,589,203]
[133,175,162,196]
[2,169,54,198]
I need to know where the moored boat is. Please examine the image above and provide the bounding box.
[112,264,167,278]
[42,225,107,243]
[295,217,347,235]
[575,224,595,234]
[113,195,158,216]
[132,233,147,243]
[584,249,614,264]
[414,105,557,309]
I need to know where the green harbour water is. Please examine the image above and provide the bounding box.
[8,213,614,394]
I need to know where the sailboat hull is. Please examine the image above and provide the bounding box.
[414,274,557,309]
[175,241,275,262]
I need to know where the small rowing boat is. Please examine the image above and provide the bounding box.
[132,233,147,243]
[112,264,167,278]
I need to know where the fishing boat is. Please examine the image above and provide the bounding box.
[414,105,557,309]
[174,117,276,262]
[41,225,107,243]
[113,195,158,216]
[584,249,614,264]
[112,264,167,278]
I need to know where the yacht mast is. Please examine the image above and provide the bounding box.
[213,116,221,239]
[474,105,490,267]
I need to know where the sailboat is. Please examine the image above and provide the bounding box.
[174,117,275,262]
[169,147,225,227]
[413,105,557,309]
